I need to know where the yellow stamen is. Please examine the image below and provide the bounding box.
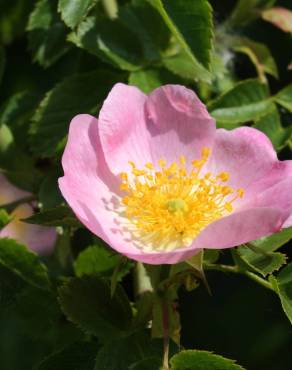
[119,148,244,252]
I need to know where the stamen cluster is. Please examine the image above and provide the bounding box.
[120,148,244,251]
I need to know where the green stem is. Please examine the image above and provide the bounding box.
[102,0,118,19]
[205,263,274,291]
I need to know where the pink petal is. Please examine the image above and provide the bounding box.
[145,84,215,165]
[192,207,285,250]
[207,127,278,205]
[0,204,56,255]
[0,173,30,206]
[98,83,151,175]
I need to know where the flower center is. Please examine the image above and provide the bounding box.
[119,148,244,252]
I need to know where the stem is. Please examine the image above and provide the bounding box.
[102,0,118,19]
[205,263,274,291]
[162,299,170,370]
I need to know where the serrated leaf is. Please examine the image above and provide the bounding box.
[208,79,272,124]
[253,106,292,150]
[0,238,50,290]
[69,16,144,71]
[58,0,98,29]
[148,0,212,82]
[0,265,26,308]
[270,262,292,324]
[22,205,80,227]
[236,246,287,277]
[250,227,292,251]
[36,342,98,370]
[262,7,292,33]
[58,277,133,339]
[170,350,245,370]
[27,0,71,68]
[274,84,292,112]
[30,70,120,157]
[94,331,164,370]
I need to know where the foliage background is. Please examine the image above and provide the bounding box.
[0,0,292,369]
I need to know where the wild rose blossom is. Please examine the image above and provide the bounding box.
[0,174,56,254]
[59,84,292,264]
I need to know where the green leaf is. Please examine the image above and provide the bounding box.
[236,246,287,277]
[36,342,99,370]
[0,208,11,228]
[69,16,144,71]
[74,245,120,278]
[0,265,26,308]
[170,350,245,370]
[147,0,212,82]
[270,262,292,324]
[253,106,292,150]
[274,84,292,112]
[131,357,161,370]
[22,205,81,227]
[231,37,278,80]
[58,0,98,29]
[27,0,71,68]
[58,277,133,339]
[94,331,163,370]
[262,7,292,33]
[208,79,272,124]
[250,227,292,252]
[30,69,120,157]
[0,46,5,87]
[38,171,64,209]
[129,68,181,93]
[0,238,50,290]
[228,0,275,26]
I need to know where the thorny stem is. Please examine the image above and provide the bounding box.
[102,0,118,19]
[205,263,274,291]
[162,299,170,370]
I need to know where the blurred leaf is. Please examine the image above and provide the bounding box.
[208,79,272,124]
[0,0,33,44]
[36,342,98,370]
[148,0,212,82]
[131,357,161,370]
[69,15,144,71]
[231,37,278,80]
[27,0,71,68]
[0,238,50,290]
[74,245,120,278]
[30,69,120,157]
[228,0,276,26]
[170,350,245,369]
[236,246,287,277]
[58,0,98,29]
[250,227,292,251]
[274,84,292,112]
[38,171,63,209]
[253,106,292,150]
[262,7,292,33]
[0,265,25,308]
[94,331,163,370]
[23,205,81,227]
[129,68,180,93]
[270,262,292,324]
[0,46,5,86]
[152,296,181,344]
[58,277,133,340]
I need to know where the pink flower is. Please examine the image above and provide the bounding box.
[0,174,56,255]
[58,84,292,264]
